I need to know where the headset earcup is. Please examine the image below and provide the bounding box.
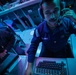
[39,7,44,19]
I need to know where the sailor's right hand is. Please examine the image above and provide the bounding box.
[24,62,33,75]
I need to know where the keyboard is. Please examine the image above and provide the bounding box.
[33,57,68,75]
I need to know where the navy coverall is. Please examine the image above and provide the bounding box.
[27,17,76,63]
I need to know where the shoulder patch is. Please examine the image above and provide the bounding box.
[35,29,40,37]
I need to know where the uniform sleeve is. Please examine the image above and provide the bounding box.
[27,28,42,63]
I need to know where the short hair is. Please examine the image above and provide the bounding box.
[40,0,53,6]
[40,0,60,6]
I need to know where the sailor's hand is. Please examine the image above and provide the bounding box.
[62,8,76,23]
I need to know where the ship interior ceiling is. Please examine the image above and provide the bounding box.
[0,0,76,75]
